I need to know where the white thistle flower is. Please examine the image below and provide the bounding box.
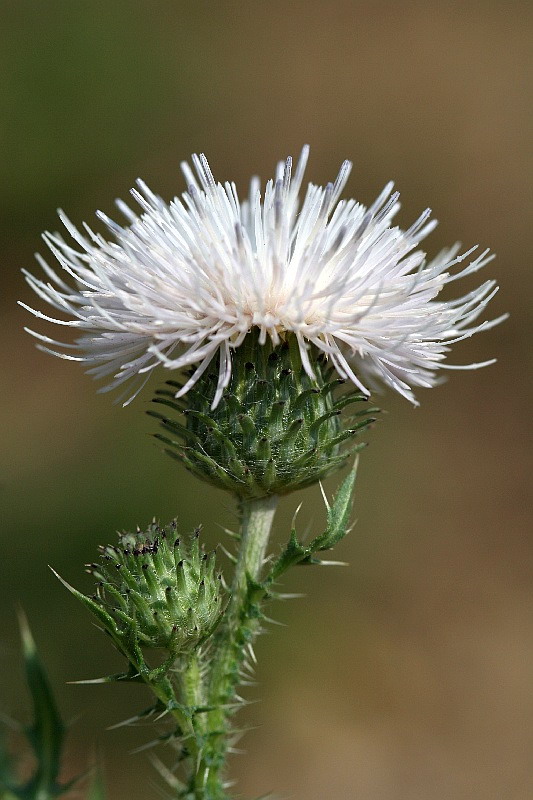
[21,146,506,407]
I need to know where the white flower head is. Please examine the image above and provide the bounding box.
[22,146,506,407]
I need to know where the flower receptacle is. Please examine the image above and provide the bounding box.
[149,332,377,498]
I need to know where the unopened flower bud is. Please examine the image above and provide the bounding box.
[89,521,224,652]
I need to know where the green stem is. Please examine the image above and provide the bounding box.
[131,497,278,799]
[198,494,279,798]
[182,652,205,711]
[145,671,199,756]
[231,495,279,609]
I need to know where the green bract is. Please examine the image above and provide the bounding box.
[149,332,377,498]
[87,522,224,653]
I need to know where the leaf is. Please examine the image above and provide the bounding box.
[1,613,108,800]
[268,531,307,582]
[18,610,65,798]
[308,463,357,552]
[268,462,358,582]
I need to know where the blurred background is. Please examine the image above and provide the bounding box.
[1,1,531,798]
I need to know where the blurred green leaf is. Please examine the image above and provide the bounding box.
[0,613,104,800]
[18,610,65,798]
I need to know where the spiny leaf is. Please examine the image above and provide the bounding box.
[1,616,114,800]
[268,531,307,582]
[18,609,64,797]
[309,462,357,552]
[267,462,357,581]
[0,613,89,799]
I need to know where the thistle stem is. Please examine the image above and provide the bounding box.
[232,495,279,607]
[195,494,279,798]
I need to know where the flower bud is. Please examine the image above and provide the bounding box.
[88,521,224,652]
[149,332,377,498]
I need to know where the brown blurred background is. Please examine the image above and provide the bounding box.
[1,2,531,798]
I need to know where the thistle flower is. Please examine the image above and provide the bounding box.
[21,146,505,407]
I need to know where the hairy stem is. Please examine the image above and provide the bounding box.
[133,497,278,799]
[231,495,279,610]
[196,495,279,798]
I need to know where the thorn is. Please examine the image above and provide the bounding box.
[262,615,286,626]
[215,698,261,712]
[219,543,237,564]
[291,502,303,529]
[246,642,257,664]
[215,523,240,540]
[107,709,156,730]
[148,753,186,792]
[68,674,141,685]
[319,480,330,511]
[129,731,174,754]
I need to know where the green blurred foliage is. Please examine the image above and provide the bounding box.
[1,2,531,799]
[0,614,104,799]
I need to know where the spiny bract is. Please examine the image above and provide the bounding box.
[149,332,377,497]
